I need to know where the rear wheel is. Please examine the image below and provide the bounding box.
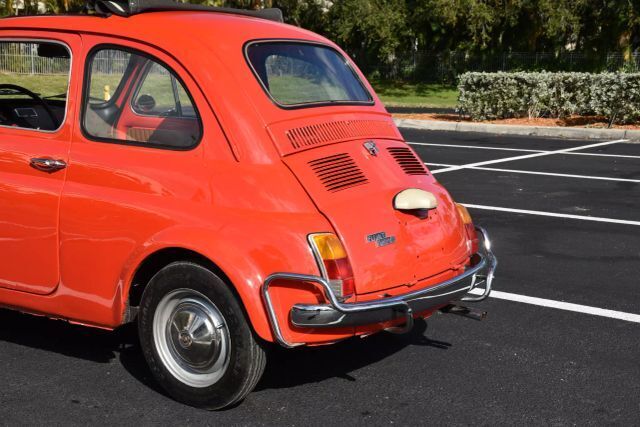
[138,262,266,410]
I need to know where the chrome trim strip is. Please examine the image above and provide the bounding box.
[262,226,497,348]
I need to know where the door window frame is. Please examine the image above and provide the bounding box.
[80,43,204,151]
[0,38,73,134]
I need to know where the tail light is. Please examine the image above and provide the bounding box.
[456,203,478,253]
[308,233,355,300]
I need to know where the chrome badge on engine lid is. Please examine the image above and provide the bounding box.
[366,231,396,247]
[363,140,379,156]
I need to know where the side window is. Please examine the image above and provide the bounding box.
[87,49,131,106]
[83,47,202,149]
[132,62,198,118]
[0,41,71,132]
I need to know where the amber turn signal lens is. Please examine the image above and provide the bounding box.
[456,203,478,252]
[310,233,348,260]
[309,233,355,299]
[456,203,473,225]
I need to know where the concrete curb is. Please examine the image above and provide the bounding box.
[394,118,640,141]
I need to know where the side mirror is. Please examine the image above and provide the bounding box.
[37,43,70,59]
[135,94,156,113]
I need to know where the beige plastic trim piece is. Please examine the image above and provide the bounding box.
[393,188,438,210]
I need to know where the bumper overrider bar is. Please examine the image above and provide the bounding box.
[262,227,497,348]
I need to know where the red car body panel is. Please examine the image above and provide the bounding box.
[0,12,477,345]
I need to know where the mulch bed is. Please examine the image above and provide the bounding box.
[393,113,640,130]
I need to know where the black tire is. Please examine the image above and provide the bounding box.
[138,261,266,410]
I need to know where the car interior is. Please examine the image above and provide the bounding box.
[0,42,70,132]
[0,42,200,147]
[84,49,202,148]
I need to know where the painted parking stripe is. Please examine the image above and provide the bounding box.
[409,142,545,153]
[565,151,640,160]
[425,162,640,184]
[462,204,640,226]
[431,139,628,174]
[468,288,640,323]
[408,141,640,160]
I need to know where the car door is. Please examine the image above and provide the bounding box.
[55,36,229,324]
[0,31,80,295]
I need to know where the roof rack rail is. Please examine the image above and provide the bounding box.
[87,0,284,22]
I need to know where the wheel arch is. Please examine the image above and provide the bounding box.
[128,247,231,307]
[116,221,324,343]
[121,242,274,342]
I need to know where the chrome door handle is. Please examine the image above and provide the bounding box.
[30,157,67,173]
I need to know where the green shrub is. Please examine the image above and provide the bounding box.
[457,72,640,125]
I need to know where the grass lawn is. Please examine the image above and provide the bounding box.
[3,72,459,109]
[1,73,186,108]
[0,73,69,97]
[370,80,459,108]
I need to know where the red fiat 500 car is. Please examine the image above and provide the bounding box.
[0,0,496,409]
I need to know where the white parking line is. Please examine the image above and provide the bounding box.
[408,141,640,160]
[566,152,640,160]
[462,204,640,226]
[409,142,545,153]
[467,288,640,323]
[430,139,628,174]
[425,163,640,183]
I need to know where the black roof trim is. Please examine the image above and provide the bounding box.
[89,0,283,22]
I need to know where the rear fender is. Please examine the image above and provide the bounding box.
[119,222,324,341]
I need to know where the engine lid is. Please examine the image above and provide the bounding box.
[282,137,470,295]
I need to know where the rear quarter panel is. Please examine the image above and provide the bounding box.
[53,34,328,341]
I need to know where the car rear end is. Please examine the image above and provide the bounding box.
[239,36,497,347]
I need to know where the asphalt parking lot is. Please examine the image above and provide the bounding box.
[1,129,639,425]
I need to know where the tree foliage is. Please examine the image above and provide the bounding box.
[326,0,412,69]
[3,0,640,69]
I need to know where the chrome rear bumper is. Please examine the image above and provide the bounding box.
[262,227,497,348]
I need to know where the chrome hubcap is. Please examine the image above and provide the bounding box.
[153,289,231,388]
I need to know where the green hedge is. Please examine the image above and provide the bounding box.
[457,72,640,125]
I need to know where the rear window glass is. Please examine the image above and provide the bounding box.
[246,41,372,108]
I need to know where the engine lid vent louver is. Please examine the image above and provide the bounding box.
[387,147,428,175]
[309,153,369,192]
[287,120,398,151]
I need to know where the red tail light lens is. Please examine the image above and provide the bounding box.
[309,233,355,299]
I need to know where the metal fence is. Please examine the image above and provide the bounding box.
[0,46,171,77]
[371,51,640,82]
[0,44,131,75]
[0,43,70,75]
[90,50,132,75]
[4,44,640,82]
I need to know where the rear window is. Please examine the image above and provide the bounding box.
[246,41,372,108]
